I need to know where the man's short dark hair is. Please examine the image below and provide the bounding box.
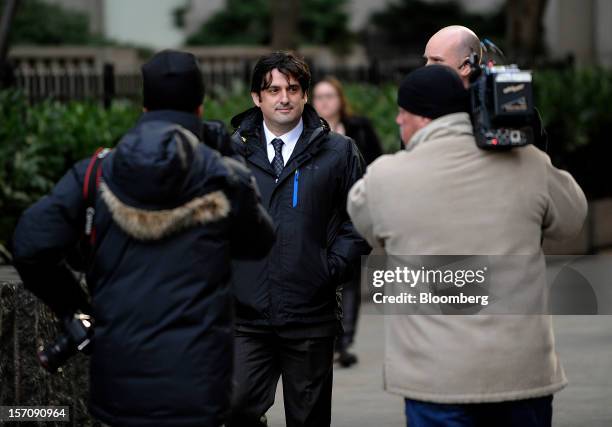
[250,51,311,95]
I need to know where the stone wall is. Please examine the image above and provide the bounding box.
[0,277,98,426]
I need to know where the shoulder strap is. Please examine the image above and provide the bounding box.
[82,148,111,257]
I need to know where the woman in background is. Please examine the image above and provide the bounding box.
[313,76,382,367]
[313,76,383,165]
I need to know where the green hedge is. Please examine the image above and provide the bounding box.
[534,68,612,151]
[0,92,139,245]
[533,68,612,198]
[2,67,612,244]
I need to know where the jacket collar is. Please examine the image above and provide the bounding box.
[262,118,304,148]
[138,110,204,141]
[407,112,474,152]
[231,104,330,181]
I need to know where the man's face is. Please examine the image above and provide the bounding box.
[251,69,306,133]
[396,107,430,146]
[424,33,470,86]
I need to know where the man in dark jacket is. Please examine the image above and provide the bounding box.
[11,50,275,427]
[228,52,369,427]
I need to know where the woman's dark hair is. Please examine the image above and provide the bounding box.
[250,51,311,95]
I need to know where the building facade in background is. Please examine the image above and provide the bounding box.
[25,0,612,68]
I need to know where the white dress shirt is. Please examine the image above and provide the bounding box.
[262,119,304,166]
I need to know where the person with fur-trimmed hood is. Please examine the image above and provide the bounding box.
[11,50,275,427]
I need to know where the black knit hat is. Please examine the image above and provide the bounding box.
[397,65,469,119]
[142,50,204,113]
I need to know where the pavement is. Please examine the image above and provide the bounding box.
[267,312,612,427]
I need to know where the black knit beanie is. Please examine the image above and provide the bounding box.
[142,50,205,113]
[397,64,469,119]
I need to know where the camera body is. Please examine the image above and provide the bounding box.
[38,313,93,373]
[469,58,535,150]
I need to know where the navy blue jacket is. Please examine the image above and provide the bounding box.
[230,105,370,328]
[12,110,275,427]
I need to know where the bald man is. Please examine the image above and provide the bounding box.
[424,25,481,87]
[424,25,550,151]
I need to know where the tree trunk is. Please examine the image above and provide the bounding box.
[506,0,549,66]
[0,0,18,88]
[0,0,18,63]
[271,0,300,50]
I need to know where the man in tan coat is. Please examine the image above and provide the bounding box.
[347,65,587,426]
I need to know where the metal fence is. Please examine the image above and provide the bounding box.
[13,60,114,105]
[10,57,417,106]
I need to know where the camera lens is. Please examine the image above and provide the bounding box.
[38,334,77,373]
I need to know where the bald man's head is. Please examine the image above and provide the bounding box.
[424,26,481,87]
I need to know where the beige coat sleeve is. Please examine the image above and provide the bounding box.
[543,157,588,240]
[347,177,379,248]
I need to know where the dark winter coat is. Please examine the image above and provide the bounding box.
[12,110,275,427]
[229,104,370,328]
[343,115,384,165]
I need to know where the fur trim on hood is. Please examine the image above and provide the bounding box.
[100,182,230,241]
